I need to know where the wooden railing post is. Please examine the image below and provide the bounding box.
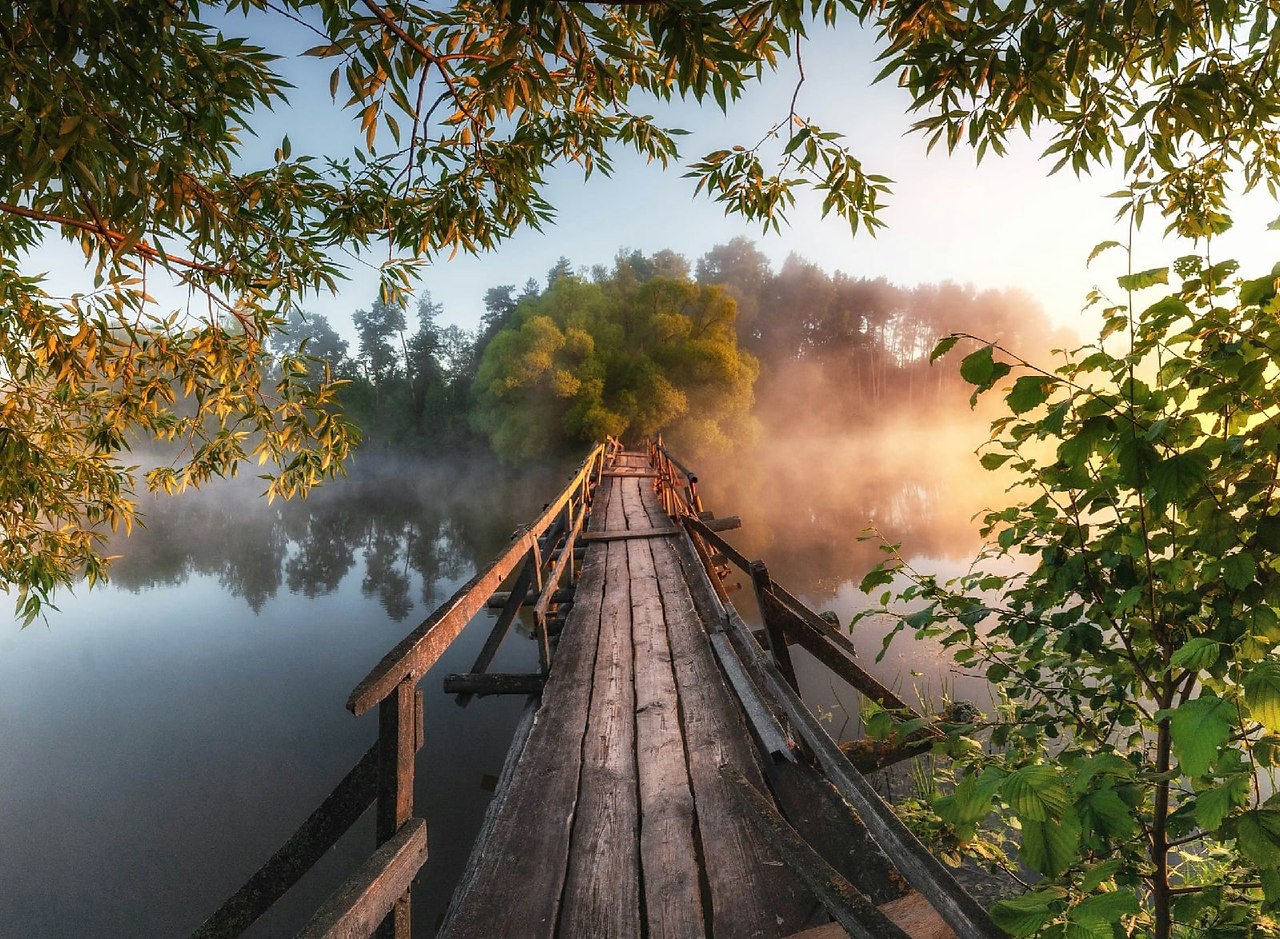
[749,561,800,691]
[376,676,418,939]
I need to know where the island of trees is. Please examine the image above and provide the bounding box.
[281,239,1064,463]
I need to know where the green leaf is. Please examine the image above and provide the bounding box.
[1020,812,1080,877]
[1147,451,1209,505]
[1087,240,1122,266]
[1240,275,1277,306]
[990,889,1065,937]
[1006,375,1057,414]
[859,564,897,594]
[1116,267,1169,291]
[943,767,1006,825]
[1221,552,1257,590]
[1001,764,1070,821]
[980,452,1013,470]
[1245,662,1280,733]
[1194,778,1246,832]
[1066,891,1140,938]
[930,334,960,363]
[1081,787,1137,839]
[1171,637,1221,672]
[1237,809,1280,868]
[1168,696,1233,777]
[959,344,1012,393]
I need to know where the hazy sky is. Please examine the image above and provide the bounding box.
[25,12,1280,344]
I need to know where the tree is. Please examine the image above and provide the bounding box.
[861,254,1280,936]
[471,255,757,460]
[269,309,354,381]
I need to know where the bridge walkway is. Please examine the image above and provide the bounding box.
[440,451,827,937]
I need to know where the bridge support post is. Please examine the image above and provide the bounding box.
[749,561,800,692]
[375,675,419,939]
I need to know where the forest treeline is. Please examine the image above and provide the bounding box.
[276,239,1071,461]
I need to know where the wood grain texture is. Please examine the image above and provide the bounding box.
[625,480,706,939]
[721,764,909,939]
[559,528,642,937]
[296,817,427,939]
[438,480,615,939]
[645,487,820,937]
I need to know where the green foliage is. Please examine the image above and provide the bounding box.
[471,254,757,461]
[863,254,1280,936]
[870,0,1280,236]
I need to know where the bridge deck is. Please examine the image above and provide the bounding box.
[441,452,829,938]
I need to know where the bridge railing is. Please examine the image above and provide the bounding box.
[648,438,944,773]
[190,439,616,939]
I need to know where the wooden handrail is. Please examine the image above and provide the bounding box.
[295,817,428,939]
[347,442,607,717]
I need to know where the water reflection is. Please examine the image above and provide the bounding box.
[0,454,571,939]
[103,455,560,620]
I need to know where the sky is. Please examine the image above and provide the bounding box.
[23,10,1280,345]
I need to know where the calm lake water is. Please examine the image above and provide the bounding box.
[1,431,1000,938]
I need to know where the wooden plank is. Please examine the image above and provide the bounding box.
[708,630,794,763]
[559,525,642,936]
[296,817,428,939]
[761,588,926,720]
[760,758,905,908]
[645,500,817,936]
[683,515,754,574]
[601,470,660,477]
[442,673,546,696]
[348,443,604,717]
[189,745,378,939]
[579,527,681,542]
[721,764,911,939]
[376,679,416,843]
[624,480,705,939]
[672,529,913,912]
[438,696,538,931]
[439,481,614,939]
[670,526,1002,939]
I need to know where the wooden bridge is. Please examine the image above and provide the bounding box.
[191,442,1006,939]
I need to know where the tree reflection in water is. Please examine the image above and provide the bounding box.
[103,454,571,620]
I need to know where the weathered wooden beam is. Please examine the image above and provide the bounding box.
[348,443,605,716]
[295,817,428,939]
[701,515,741,532]
[601,470,660,477]
[763,586,930,723]
[682,515,753,574]
[752,562,800,691]
[708,630,794,762]
[485,587,574,609]
[188,745,378,939]
[579,527,680,542]
[375,678,417,939]
[721,764,912,939]
[674,531,1003,939]
[442,673,546,696]
[462,554,537,698]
